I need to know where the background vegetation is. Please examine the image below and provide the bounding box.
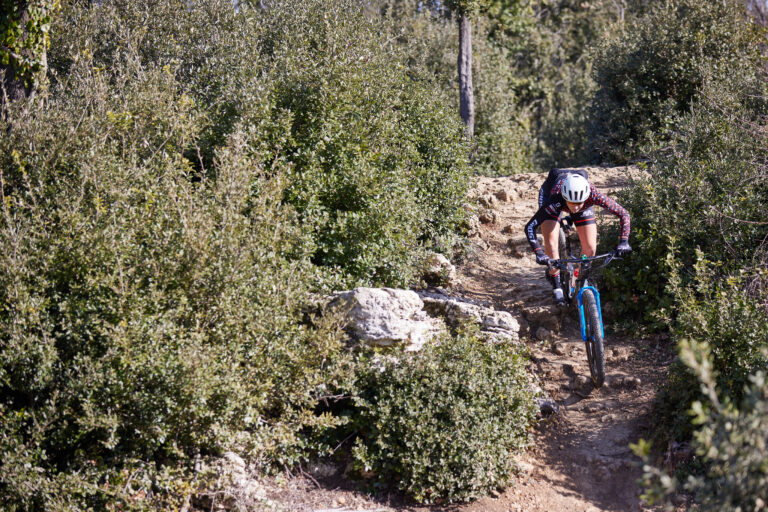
[4,0,768,509]
[592,0,768,507]
[0,0,532,509]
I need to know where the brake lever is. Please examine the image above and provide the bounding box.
[602,250,621,268]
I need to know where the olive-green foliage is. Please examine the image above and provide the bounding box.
[636,341,768,511]
[498,0,615,168]
[594,12,768,464]
[348,330,536,503]
[601,73,768,327]
[250,0,472,287]
[372,0,537,176]
[0,0,475,508]
[53,0,472,289]
[589,0,765,163]
[0,59,347,508]
[471,17,536,175]
[445,0,493,16]
[653,259,768,442]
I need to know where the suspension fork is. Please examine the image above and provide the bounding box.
[576,285,604,341]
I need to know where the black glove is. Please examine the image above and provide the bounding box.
[534,248,551,266]
[616,239,632,256]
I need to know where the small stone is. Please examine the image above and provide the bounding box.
[552,342,567,356]
[479,211,496,224]
[601,413,617,423]
[495,189,511,201]
[584,402,604,413]
[516,461,534,474]
[479,194,497,208]
[573,375,591,388]
[501,224,514,234]
[535,327,552,341]
[536,398,560,417]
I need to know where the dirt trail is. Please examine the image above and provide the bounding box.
[454,167,666,512]
[263,167,669,512]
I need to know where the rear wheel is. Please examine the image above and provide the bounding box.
[582,289,605,387]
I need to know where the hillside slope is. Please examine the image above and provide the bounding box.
[261,167,670,512]
[454,167,667,512]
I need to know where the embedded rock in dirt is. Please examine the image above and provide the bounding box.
[423,252,459,287]
[524,305,563,332]
[479,194,498,208]
[193,452,268,511]
[330,288,445,351]
[418,290,524,342]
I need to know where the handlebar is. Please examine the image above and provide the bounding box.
[548,251,620,271]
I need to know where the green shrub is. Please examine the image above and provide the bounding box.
[589,0,765,163]
[601,71,768,327]
[636,341,768,511]
[650,259,768,444]
[0,58,349,506]
[370,1,538,176]
[1,0,477,508]
[348,329,536,504]
[471,20,536,176]
[245,0,471,288]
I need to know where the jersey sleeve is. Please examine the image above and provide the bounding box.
[588,188,631,240]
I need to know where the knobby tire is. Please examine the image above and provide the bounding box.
[558,229,572,300]
[582,289,605,387]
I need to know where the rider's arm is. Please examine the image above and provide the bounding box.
[524,199,561,252]
[589,189,631,241]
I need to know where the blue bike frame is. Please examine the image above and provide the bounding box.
[576,286,604,341]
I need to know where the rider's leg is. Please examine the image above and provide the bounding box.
[541,219,560,276]
[575,223,597,257]
[542,219,565,304]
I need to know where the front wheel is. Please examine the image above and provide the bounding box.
[558,228,573,301]
[582,289,605,387]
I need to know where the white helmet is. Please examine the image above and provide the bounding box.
[561,174,590,203]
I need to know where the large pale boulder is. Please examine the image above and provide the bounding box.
[330,288,445,351]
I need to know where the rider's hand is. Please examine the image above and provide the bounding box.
[534,248,551,266]
[615,239,632,256]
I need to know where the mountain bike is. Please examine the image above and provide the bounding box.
[548,217,620,388]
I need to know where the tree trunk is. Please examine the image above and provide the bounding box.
[458,11,474,139]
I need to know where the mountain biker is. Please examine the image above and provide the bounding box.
[524,168,632,305]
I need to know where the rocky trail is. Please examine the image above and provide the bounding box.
[261,167,670,512]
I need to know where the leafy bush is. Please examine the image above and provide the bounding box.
[589,0,765,163]
[601,71,768,327]
[636,340,768,511]
[347,329,536,504]
[247,0,471,287]
[0,0,477,508]
[370,1,538,176]
[0,50,351,508]
[651,259,768,443]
